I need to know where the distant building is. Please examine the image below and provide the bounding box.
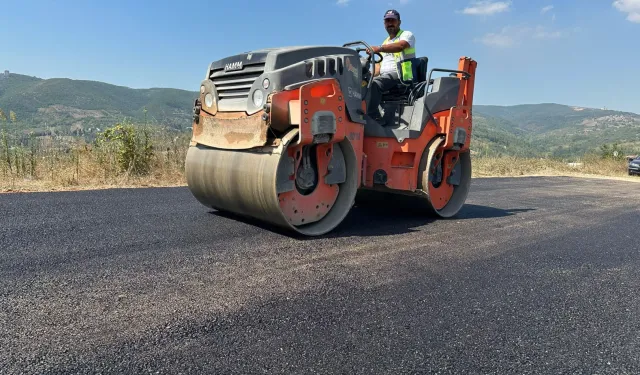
[1,70,8,79]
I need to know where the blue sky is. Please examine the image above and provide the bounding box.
[1,0,640,112]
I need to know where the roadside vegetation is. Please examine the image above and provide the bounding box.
[473,154,632,179]
[0,112,189,192]
[1,117,636,192]
[472,142,636,179]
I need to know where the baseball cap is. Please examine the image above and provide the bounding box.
[384,9,400,20]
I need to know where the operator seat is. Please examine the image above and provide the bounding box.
[380,56,429,103]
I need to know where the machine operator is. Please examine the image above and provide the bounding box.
[365,9,416,120]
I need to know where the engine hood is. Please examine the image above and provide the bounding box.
[202,45,363,122]
[208,46,359,73]
[209,48,275,72]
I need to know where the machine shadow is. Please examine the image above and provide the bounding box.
[328,203,535,237]
[208,203,535,239]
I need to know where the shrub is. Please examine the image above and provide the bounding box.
[600,143,625,160]
[95,122,154,176]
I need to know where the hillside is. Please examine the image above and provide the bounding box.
[1,72,639,158]
[467,112,544,157]
[0,73,198,136]
[474,103,640,133]
[474,104,640,157]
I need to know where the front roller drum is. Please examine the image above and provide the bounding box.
[185,129,360,236]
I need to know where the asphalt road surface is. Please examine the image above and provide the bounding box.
[2,176,640,374]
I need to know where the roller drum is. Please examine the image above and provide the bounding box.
[355,136,472,218]
[185,144,291,229]
[185,132,360,236]
[419,136,473,218]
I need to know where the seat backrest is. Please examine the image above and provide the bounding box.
[416,57,428,82]
[396,57,429,85]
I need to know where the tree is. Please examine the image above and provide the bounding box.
[600,143,624,160]
[0,108,9,174]
[9,111,16,123]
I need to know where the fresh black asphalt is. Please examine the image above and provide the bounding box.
[1,176,640,374]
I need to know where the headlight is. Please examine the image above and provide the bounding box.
[204,93,214,108]
[252,90,264,107]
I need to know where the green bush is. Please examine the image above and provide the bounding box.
[600,143,625,160]
[95,122,153,175]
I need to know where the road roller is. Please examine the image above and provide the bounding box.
[185,41,477,236]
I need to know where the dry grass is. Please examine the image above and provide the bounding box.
[0,127,190,193]
[2,129,638,193]
[471,154,638,182]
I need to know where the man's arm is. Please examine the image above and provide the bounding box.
[367,40,410,54]
[369,41,408,76]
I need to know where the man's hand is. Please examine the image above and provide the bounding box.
[365,45,382,55]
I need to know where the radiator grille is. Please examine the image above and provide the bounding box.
[209,63,265,102]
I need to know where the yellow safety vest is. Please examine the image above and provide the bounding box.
[382,29,416,81]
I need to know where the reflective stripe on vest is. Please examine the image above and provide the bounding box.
[383,29,415,81]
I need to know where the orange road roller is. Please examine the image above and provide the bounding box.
[185,41,477,236]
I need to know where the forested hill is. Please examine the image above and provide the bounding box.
[473,104,640,157]
[1,72,639,157]
[0,73,197,135]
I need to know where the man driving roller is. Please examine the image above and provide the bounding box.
[365,9,416,120]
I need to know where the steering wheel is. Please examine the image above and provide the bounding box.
[343,41,383,89]
[355,48,383,89]
[356,48,384,64]
[356,48,383,64]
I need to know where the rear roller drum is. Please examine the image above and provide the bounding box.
[353,136,471,218]
[417,136,472,217]
[185,129,359,236]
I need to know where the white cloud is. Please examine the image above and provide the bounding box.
[476,25,574,48]
[461,1,511,15]
[541,5,554,14]
[386,0,410,5]
[613,0,640,23]
[477,30,515,47]
[336,0,349,5]
[532,27,564,39]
